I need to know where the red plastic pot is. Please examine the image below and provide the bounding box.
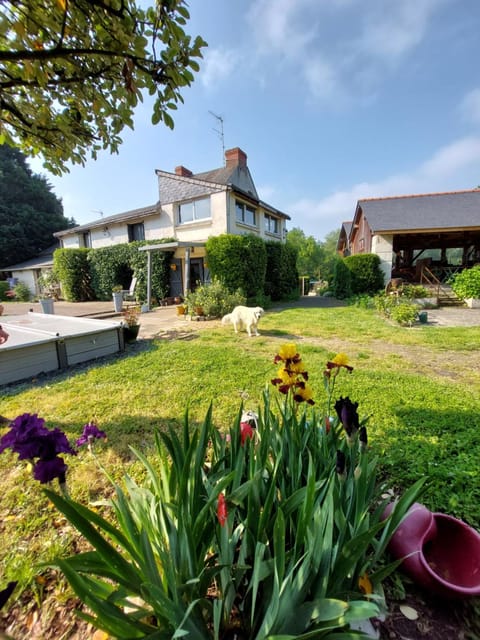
[384,502,480,598]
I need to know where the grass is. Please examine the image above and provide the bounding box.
[1,303,480,607]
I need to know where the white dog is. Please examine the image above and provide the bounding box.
[222,306,264,337]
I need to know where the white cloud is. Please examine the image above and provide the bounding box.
[245,0,445,108]
[459,89,480,126]
[246,0,318,58]
[358,0,444,60]
[200,47,238,89]
[303,56,345,105]
[287,135,480,240]
[420,136,480,178]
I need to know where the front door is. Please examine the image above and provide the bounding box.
[169,259,183,297]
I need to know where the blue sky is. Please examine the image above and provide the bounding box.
[32,0,480,241]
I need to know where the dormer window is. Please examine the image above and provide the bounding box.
[236,201,256,226]
[179,197,211,223]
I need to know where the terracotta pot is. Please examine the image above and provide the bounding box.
[383,502,480,598]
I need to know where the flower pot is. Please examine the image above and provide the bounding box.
[194,306,204,316]
[176,305,186,316]
[465,298,480,308]
[418,311,428,324]
[40,298,55,314]
[113,291,123,312]
[123,324,140,343]
[383,502,480,598]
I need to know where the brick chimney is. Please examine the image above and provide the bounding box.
[225,147,247,169]
[175,165,193,177]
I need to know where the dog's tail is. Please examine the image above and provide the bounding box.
[221,313,232,325]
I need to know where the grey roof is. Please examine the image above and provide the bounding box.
[3,243,59,271]
[356,190,480,232]
[157,167,290,219]
[54,204,160,237]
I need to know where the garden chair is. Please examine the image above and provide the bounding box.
[121,277,137,306]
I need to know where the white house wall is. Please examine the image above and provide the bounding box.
[11,269,37,297]
[59,192,284,251]
[227,193,284,241]
[372,234,393,284]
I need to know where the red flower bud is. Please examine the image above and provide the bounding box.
[217,492,227,527]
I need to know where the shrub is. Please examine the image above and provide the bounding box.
[401,284,430,299]
[185,278,246,317]
[332,259,352,299]
[54,248,94,301]
[0,280,10,300]
[375,294,419,326]
[450,265,480,300]
[344,254,385,295]
[390,302,419,326]
[12,281,31,301]
[206,234,267,299]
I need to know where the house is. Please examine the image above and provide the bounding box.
[1,243,59,298]
[54,147,290,298]
[338,189,480,284]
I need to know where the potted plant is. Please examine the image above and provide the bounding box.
[122,306,141,343]
[112,285,124,313]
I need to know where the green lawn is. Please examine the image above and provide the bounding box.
[1,303,480,594]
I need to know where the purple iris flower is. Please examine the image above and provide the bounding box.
[76,422,107,447]
[33,457,68,484]
[334,397,360,438]
[17,428,76,461]
[0,413,49,455]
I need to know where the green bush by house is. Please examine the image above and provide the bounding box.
[54,248,94,301]
[450,264,480,300]
[344,253,385,295]
[206,234,298,302]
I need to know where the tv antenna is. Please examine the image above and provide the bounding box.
[91,209,104,218]
[209,111,225,164]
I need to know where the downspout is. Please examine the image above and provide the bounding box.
[185,247,191,293]
[146,249,152,311]
[226,186,232,234]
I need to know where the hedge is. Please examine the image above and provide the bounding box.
[54,249,94,302]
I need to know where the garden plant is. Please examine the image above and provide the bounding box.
[0,348,424,639]
[1,303,479,637]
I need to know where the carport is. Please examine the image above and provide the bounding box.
[139,241,206,310]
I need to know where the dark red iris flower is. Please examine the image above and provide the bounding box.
[334,397,360,437]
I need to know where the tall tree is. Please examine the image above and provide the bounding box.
[0,145,74,266]
[286,227,325,278]
[0,1,206,174]
[318,228,341,285]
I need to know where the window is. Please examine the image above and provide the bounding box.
[235,201,256,226]
[265,214,280,234]
[128,223,145,242]
[82,231,91,248]
[179,197,211,223]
